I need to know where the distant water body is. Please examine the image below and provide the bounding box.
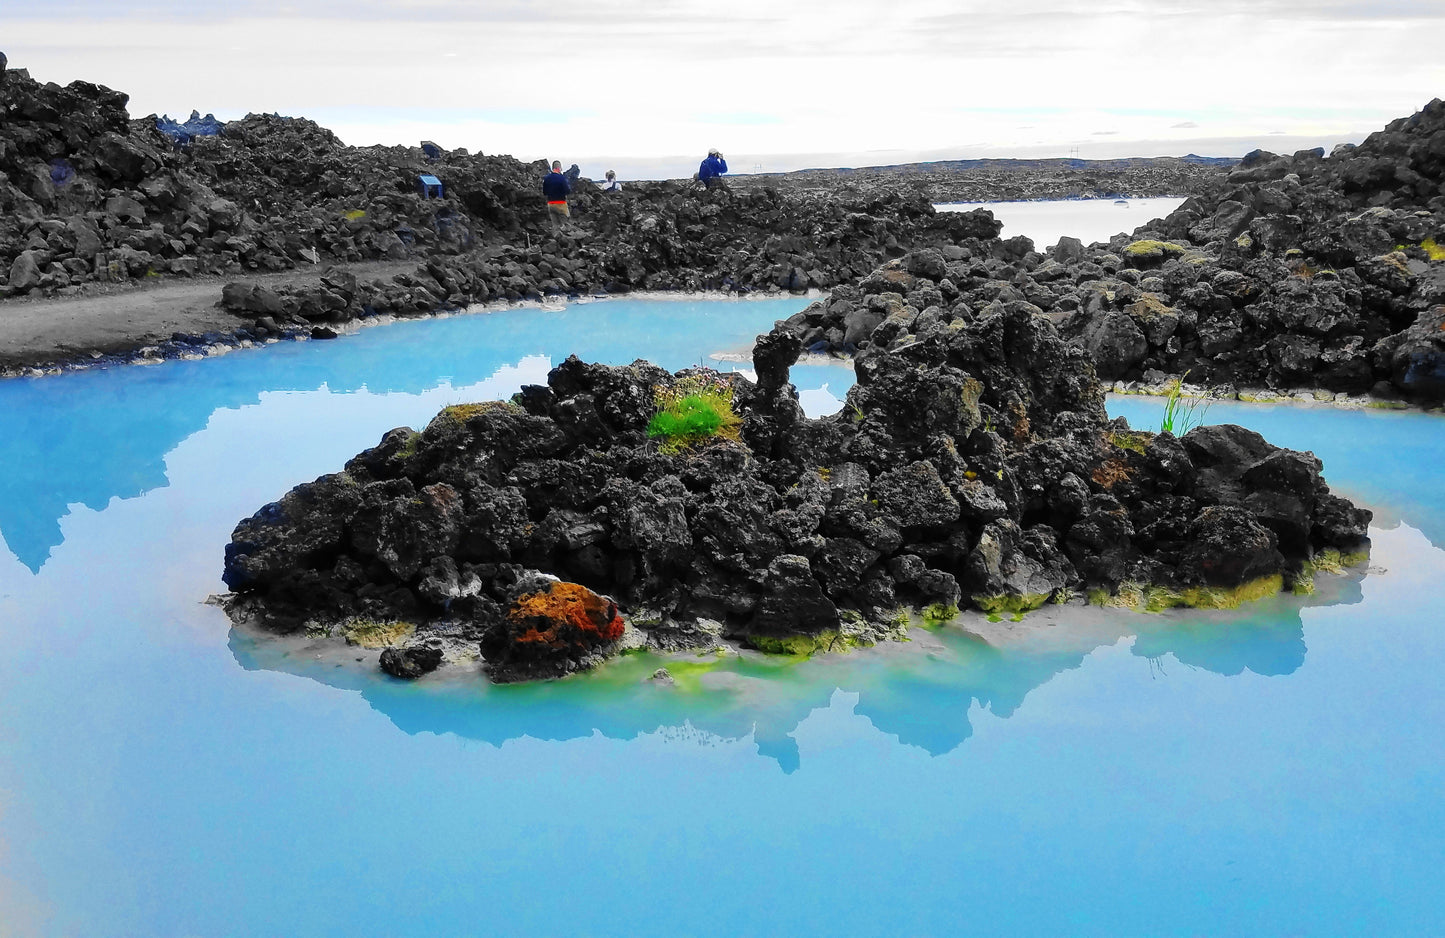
[936,197,1187,250]
[1,296,1442,933]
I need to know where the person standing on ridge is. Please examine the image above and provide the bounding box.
[542,160,571,230]
[601,169,622,192]
[698,149,728,190]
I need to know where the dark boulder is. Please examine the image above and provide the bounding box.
[480,578,625,682]
[748,555,841,648]
[1080,311,1149,379]
[221,281,284,315]
[379,644,445,680]
[1377,306,1445,402]
[1179,506,1285,587]
[6,250,41,292]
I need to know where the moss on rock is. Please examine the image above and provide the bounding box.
[922,603,960,624]
[436,400,520,425]
[1087,574,1286,613]
[971,593,1051,620]
[1107,429,1153,454]
[1123,240,1188,263]
[343,619,415,648]
[747,630,845,656]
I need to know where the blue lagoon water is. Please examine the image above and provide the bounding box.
[1,298,1443,936]
[936,197,1188,251]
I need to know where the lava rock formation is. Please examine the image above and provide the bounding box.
[222,271,1371,682]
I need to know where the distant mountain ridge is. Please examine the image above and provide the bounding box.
[739,155,1239,202]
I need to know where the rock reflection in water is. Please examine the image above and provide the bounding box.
[229,567,1362,771]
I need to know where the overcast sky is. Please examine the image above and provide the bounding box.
[7,0,1444,178]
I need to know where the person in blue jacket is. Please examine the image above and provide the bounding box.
[542,160,571,229]
[697,149,728,189]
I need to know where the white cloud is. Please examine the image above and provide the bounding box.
[4,1,1442,170]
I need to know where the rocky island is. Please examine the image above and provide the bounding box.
[222,255,1372,681]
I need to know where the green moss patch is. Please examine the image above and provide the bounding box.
[971,593,1051,622]
[1107,429,1153,454]
[922,603,960,625]
[1123,240,1189,262]
[440,401,519,422]
[395,430,422,459]
[1293,548,1370,593]
[747,630,846,657]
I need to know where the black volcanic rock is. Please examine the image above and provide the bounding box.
[0,52,1005,309]
[743,155,1233,203]
[1064,99,1445,400]
[775,99,1445,402]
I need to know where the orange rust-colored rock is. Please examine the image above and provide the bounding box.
[506,581,624,655]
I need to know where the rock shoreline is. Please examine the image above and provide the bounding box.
[0,287,816,380]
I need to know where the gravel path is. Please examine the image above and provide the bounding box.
[0,260,418,369]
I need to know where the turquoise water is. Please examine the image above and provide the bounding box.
[1,300,1443,936]
[936,197,1187,250]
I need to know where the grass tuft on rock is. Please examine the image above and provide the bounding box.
[647,372,741,454]
[1160,373,1212,435]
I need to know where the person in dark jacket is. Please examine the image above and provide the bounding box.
[697,149,728,189]
[542,160,571,229]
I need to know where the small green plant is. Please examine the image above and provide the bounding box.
[647,372,741,454]
[1160,372,1211,436]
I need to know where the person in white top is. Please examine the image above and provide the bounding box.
[601,169,622,192]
